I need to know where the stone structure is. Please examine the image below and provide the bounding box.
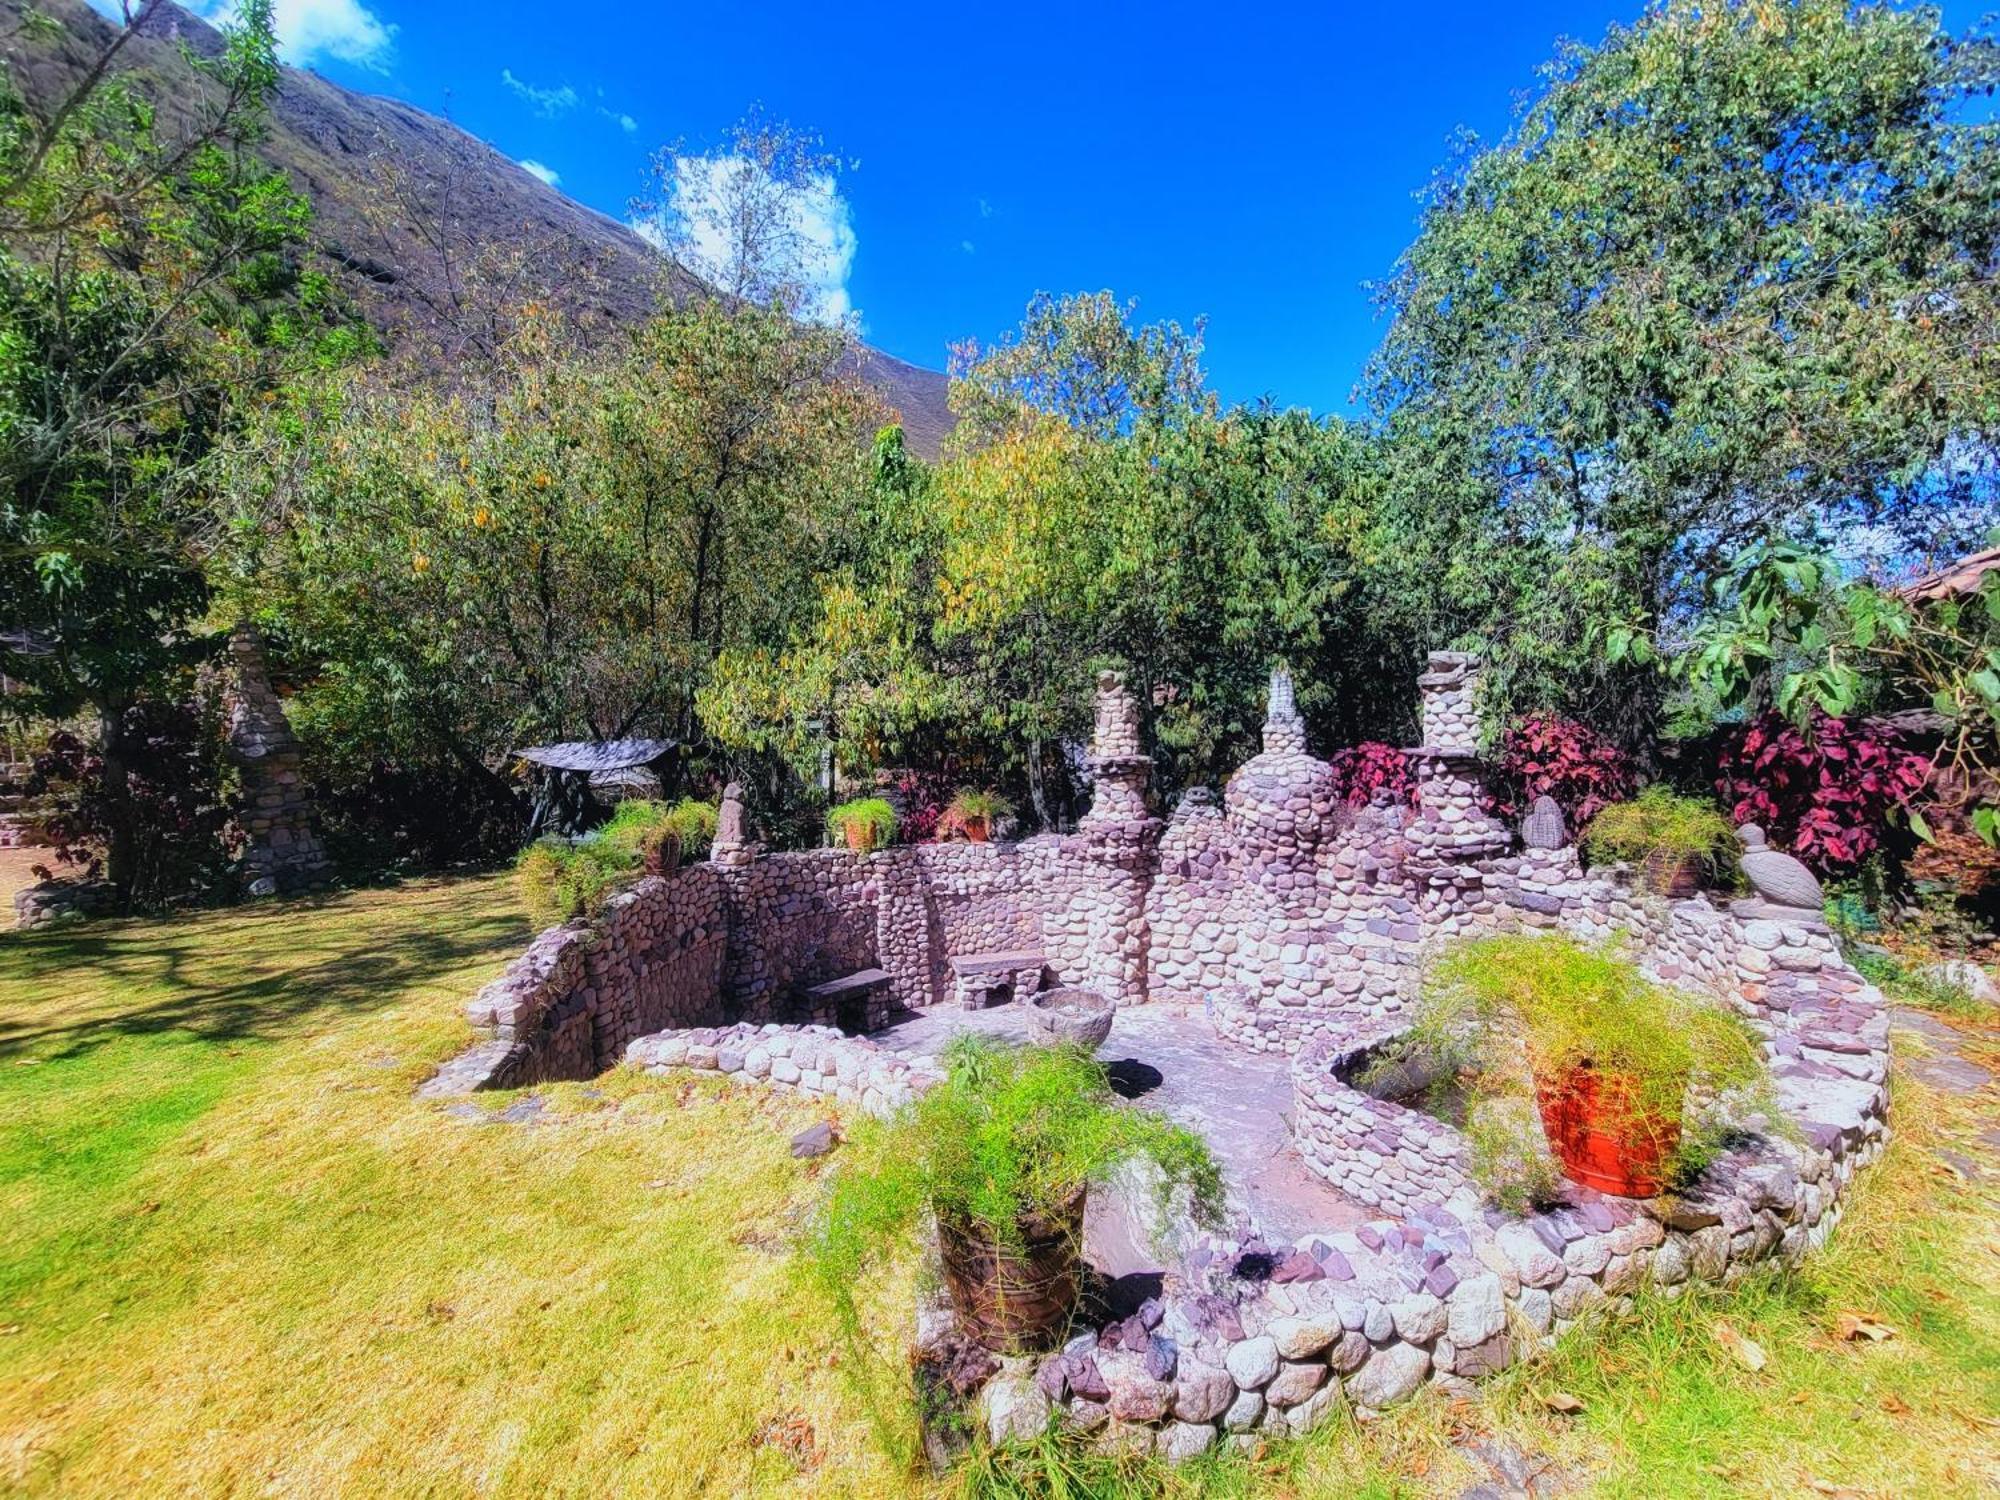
[13,878,116,929]
[223,624,332,896]
[425,650,1895,1459]
[1734,823,1828,927]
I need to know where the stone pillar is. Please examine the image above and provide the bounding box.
[225,624,332,896]
[1405,650,1509,884]
[1063,671,1160,1005]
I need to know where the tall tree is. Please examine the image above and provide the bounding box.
[0,0,336,900]
[1364,0,2000,744]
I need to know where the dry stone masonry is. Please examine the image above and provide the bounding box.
[224,624,333,897]
[426,651,1893,1458]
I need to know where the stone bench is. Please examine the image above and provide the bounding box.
[800,966,893,1035]
[948,950,1047,1010]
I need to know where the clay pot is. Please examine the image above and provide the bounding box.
[1534,1061,1683,1198]
[962,815,990,844]
[1638,848,1701,898]
[842,821,878,853]
[642,830,681,878]
[936,1188,1086,1352]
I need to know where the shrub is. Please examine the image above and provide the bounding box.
[1327,741,1415,808]
[827,796,898,849]
[512,830,643,929]
[662,798,720,859]
[1404,934,1765,1192]
[1585,787,1737,889]
[1491,715,1634,823]
[804,1037,1223,1340]
[1464,1096,1566,1214]
[947,788,1012,821]
[26,701,236,911]
[1713,712,1930,874]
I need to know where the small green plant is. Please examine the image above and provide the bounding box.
[512,832,644,929]
[1584,786,1736,890]
[1403,934,1765,1192]
[947,788,1012,821]
[827,796,898,850]
[661,797,720,859]
[805,1036,1221,1358]
[1464,1096,1565,1213]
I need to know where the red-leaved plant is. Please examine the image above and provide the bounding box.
[1490,716,1635,824]
[1328,741,1416,807]
[1713,713,1931,873]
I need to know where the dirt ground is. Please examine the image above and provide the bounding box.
[0,846,45,913]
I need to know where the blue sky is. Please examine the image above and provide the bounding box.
[157,1,1984,415]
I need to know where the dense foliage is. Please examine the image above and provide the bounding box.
[1714,713,1932,872]
[1584,787,1737,882]
[1326,741,1415,808]
[1491,716,1635,823]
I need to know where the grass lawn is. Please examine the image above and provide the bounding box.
[0,875,1994,1497]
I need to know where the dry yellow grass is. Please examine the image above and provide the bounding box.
[1,874,1994,1498]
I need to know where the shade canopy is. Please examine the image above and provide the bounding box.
[514,738,676,773]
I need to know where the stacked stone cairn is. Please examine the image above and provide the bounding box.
[427,650,1892,1463]
[224,624,333,896]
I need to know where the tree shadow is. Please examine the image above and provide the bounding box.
[0,883,530,1062]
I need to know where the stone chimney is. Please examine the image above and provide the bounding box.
[1407,649,1509,868]
[1080,670,1151,831]
[225,624,333,896]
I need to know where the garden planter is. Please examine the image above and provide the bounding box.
[962,815,990,843]
[1534,1061,1683,1197]
[936,1188,1086,1352]
[1638,848,1701,898]
[642,832,681,878]
[1026,987,1115,1052]
[842,823,878,853]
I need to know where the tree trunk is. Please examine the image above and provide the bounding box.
[1026,732,1049,831]
[96,702,136,912]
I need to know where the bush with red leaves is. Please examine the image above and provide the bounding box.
[1328,741,1416,808]
[876,769,953,843]
[1714,713,1931,874]
[27,700,236,909]
[1490,715,1635,823]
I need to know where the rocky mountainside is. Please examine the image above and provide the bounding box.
[2,0,954,454]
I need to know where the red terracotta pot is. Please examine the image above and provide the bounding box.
[963,815,990,843]
[842,822,877,853]
[1534,1061,1683,1198]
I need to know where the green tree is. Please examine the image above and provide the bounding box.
[0,0,339,900]
[1364,0,2000,745]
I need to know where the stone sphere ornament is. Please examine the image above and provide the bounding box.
[1520,795,1567,850]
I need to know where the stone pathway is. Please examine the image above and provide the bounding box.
[870,1000,1373,1244]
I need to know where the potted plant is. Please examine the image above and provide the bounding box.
[1406,934,1763,1199]
[661,797,720,862]
[1585,786,1736,898]
[827,796,899,853]
[807,1037,1222,1353]
[945,788,1012,843]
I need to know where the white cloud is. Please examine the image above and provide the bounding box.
[961,239,975,254]
[187,1,397,71]
[519,159,560,188]
[501,68,578,118]
[600,109,637,133]
[637,152,858,326]
[979,197,994,218]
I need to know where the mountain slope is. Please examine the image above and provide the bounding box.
[2,0,954,455]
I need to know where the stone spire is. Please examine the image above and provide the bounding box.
[224,623,332,896]
[1080,670,1151,830]
[1262,664,1307,757]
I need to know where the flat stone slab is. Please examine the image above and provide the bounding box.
[803,967,891,999]
[948,950,1046,976]
[872,1002,1370,1244]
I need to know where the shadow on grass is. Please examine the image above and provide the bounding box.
[0,879,531,1062]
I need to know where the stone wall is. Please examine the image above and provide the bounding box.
[428,865,728,1093]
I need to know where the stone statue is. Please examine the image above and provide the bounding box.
[1732,823,1826,925]
[1520,795,1567,850]
[715,782,746,846]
